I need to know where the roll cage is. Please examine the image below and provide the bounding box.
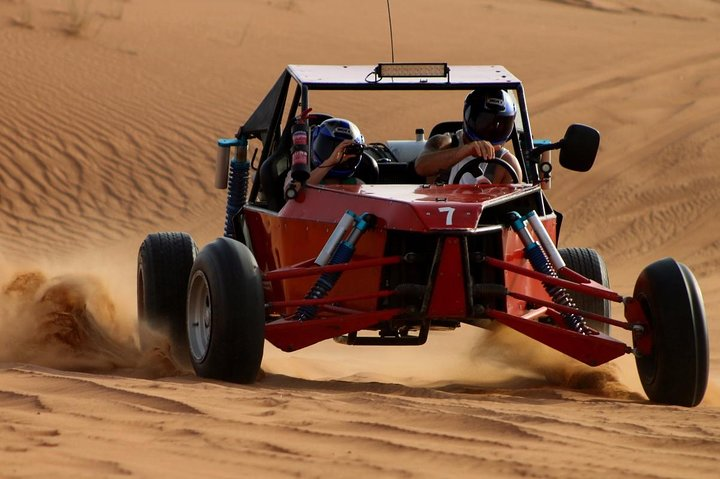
[238,64,542,205]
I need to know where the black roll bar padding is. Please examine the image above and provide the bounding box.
[248,71,298,203]
[514,84,537,184]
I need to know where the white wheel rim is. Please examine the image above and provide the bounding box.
[187,270,212,362]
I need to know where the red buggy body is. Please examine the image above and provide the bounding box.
[137,64,709,407]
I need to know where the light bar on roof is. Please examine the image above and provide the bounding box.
[375,62,449,78]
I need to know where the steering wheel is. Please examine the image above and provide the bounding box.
[451,157,520,184]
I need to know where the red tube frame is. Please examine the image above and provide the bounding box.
[261,251,650,363]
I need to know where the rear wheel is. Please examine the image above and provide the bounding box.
[559,247,611,335]
[633,258,708,407]
[137,232,197,363]
[187,237,265,383]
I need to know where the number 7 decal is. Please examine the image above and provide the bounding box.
[438,207,455,226]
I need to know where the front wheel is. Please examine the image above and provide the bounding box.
[187,237,265,383]
[633,258,708,407]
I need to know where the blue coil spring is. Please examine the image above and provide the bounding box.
[525,243,592,334]
[296,242,355,321]
[224,158,250,238]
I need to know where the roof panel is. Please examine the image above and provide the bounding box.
[286,64,521,90]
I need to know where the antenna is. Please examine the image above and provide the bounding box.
[386,0,395,63]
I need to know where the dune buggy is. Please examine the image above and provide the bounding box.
[137,63,708,407]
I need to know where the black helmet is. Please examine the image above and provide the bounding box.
[311,118,365,179]
[463,89,517,145]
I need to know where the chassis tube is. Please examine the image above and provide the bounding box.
[265,255,403,281]
[507,290,630,330]
[483,255,624,303]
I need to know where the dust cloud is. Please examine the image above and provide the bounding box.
[0,267,183,379]
[470,323,646,400]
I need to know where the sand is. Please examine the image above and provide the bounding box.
[1,0,719,477]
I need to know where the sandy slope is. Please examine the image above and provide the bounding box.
[1,0,719,477]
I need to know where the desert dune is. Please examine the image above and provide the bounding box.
[1,0,719,477]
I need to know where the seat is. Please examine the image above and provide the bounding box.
[259,147,290,212]
[361,143,423,184]
[428,121,463,139]
[376,161,425,184]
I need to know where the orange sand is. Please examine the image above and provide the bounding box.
[1,0,719,477]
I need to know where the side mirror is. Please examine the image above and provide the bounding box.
[559,124,599,172]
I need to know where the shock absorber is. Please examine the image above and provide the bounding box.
[296,211,376,321]
[224,157,250,238]
[507,211,593,335]
[222,137,249,238]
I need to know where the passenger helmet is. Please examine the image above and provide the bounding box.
[311,118,365,178]
[463,89,517,145]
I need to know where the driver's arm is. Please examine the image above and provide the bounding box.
[496,150,524,183]
[415,134,495,177]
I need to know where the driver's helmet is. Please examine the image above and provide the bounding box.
[311,118,365,179]
[463,89,517,145]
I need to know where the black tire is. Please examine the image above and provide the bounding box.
[633,258,708,407]
[186,237,265,384]
[137,232,198,362]
[558,247,611,335]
